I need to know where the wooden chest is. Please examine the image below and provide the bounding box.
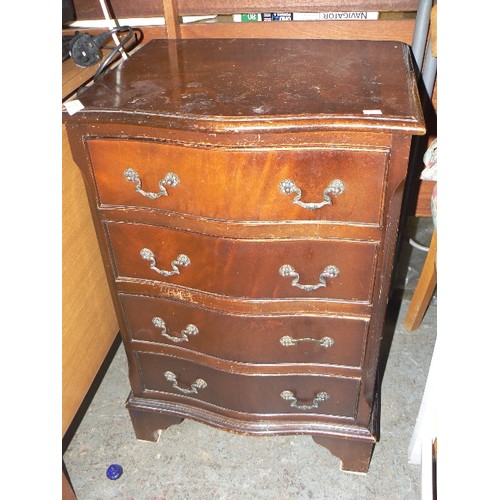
[64,38,425,473]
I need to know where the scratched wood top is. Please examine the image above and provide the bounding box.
[64,38,425,134]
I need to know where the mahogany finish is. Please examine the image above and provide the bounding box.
[88,138,389,225]
[68,39,423,132]
[64,38,425,473]
[119,293,369,367]
[136,350,360,416]
[106,221,378,301]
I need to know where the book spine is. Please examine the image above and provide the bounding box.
[233,13,262,22]
[181,15,217,23]
[293,12,379,21]
[233,11,380,23]
[263,12,293,21]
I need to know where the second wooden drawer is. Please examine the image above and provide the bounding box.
[107,222,378,302]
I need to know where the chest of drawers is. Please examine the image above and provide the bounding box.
[64,39,425,473]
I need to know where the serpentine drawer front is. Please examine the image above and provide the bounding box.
[119,293,369,368]
[135,351,360,418]
[64,38,425,473]
[87,138,389,225]
[106,221,378,302]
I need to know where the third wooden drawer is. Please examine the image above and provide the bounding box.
[120,293,369,368]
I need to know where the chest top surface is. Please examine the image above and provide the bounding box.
[64,38,425,135]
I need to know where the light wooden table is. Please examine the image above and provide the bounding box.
[62,57,119,497]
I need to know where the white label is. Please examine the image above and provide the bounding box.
[64,100,85,115]
[363,109,383,115]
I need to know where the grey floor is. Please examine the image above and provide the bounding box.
[64,218,436,500]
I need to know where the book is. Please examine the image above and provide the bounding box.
[181,15,217,23]
[293,12,379,21]
[233,13,262,22]
[236,12,379,22]
[263,13,293,21]
[209,11,380,24]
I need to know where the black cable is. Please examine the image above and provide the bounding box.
[69,26,135,80]
[93,26,134,80]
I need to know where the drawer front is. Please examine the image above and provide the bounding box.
[88,138,388,225]
[120,294,369,368]
[136,351,360,418]
[107,222,378,302]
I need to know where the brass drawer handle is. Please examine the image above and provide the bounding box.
[140,248,190,277]
[152,317,199,343]
[279,264,339,291]
[279,178,345,210]
[280,335,334,348]
[124,168,179,200]
[280,390,329,410]
[164,371,207,395]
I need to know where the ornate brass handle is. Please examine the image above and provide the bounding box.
[152,317,199,343]
[164,371,207,395]
[279,264,339,291]
[280,390,329,410]
[124,168,179,199]
[140,248,190,277]
[279,178,345,210]
[280,335,334,348]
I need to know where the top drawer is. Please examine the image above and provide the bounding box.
[87,138,388,225]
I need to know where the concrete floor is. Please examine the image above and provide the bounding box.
[63,218,436,499]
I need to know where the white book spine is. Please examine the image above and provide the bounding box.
[293,12,379,21]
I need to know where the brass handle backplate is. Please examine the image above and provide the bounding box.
[152,317,199,343]
[279,178,345,210]
[280,390,329,410]
[164,371,207,395]
[280,335,334,348]
[140,248,190,278]
[279,264,339,291]
[124,168,179,199]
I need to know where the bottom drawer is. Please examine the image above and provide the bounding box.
[136,351,360,418]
